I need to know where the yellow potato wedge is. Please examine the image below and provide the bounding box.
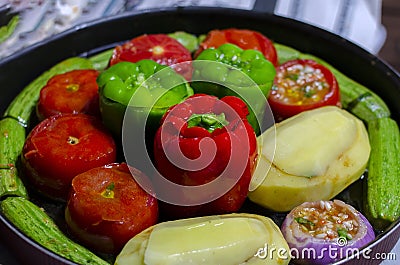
[248,106,370,212]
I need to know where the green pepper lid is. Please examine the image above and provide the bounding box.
[192,43,276,135]
[98,60,192,108]
[98,59,193,140]
[194,43,276,87]
[168,31,199,53]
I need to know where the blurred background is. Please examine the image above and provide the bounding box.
[0,0,399,71]
[379,0,399,71]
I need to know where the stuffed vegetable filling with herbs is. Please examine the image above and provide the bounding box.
[268,59,340,120]
[293,201,359,241]
[281,200,375,265]
[273,64,329,105]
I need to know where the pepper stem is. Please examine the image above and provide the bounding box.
[187,113,229,133]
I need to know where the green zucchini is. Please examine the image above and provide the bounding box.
[3,57,94,127]
[274,43,301,65]
[274,43,391,122]
[0,117,27,198]
[0,117,25,168]
[89,49,113,71]
[168,31,200,53]
[0,168,27,198]
[365,117,400,228]
[1,197,110,265]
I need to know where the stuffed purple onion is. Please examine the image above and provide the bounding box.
[281,200,375,264]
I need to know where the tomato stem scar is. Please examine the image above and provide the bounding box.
[67,136,79,145]
[66,84,80,92]
[101,182,115,199]
[152,45,164,55]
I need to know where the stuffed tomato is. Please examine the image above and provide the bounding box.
[36,69,100,120]
[195,28,278,66]
[268,59,341,120]
[65,163,158,254]
[21,113,116,200]
[109,34,192,80]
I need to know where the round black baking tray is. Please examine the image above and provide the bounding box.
[0,7,399,265]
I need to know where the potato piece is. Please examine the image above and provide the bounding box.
[262,106,358,177]
[115,214,290,265]
[248,106,370,212]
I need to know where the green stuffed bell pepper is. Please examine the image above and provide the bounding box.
[98,59,193,143]
[192,43,276,135]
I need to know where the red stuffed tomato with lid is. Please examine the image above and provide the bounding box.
[36,69,100,120]
[109,34,192,79]
[268,59,341,120]
[195,28,278,66]
[21,113,116,200]
[65,163,158,254]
